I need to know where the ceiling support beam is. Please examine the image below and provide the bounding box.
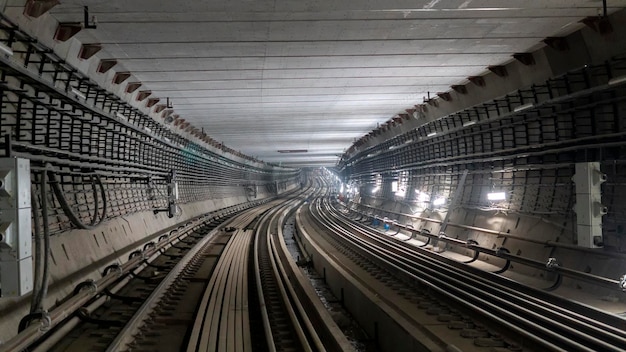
[136,90,151,101]
[54,23,81,42]
[23,0,60,18]
[113,72,131,84]
[488,65,508,78]
[78,43,101,60]
[97,59,117,73]
[543,37,569,51]
[468,76,486,87]
[513,53,535,66]
[437,92,452,101]
[146,98,160,108]
[451,85,468,94]
[581,16,613,35]
[126,82,141,93]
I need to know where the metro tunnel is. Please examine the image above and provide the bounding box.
[0,1,626,351]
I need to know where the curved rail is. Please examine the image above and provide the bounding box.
[0,200,270,352]
[253,187,351,352]
[0,214,224,352]
[310,195,626,351]
[186,183,351,352]
[255,201,316,351]
[177,201,279,352]
[346,206,621,290]
[6,182,359,352]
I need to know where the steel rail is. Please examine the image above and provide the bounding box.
[116,204,269,352]
[254,193,318,351]
[344,213,626,340]
[272,194,354,352]
[105,224,227,352]
[253,184,351,352]
[313,196,626,351]
[296,181,449,352]
[0,215,208,352]
[312,198,567,350]
[185,185,334,352]
[0,199,270,351]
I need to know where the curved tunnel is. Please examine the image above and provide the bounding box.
[0,1,625,349]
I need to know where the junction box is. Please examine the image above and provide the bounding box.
[572,162,607,248]
[0,157,32,297]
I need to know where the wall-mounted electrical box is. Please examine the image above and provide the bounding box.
[153,169,179,218]
[572,162,607,248]
[0,157,32,297]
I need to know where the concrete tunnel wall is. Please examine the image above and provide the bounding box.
[339,10,626,301]
[0,8,302,342]
[1,1,626,344]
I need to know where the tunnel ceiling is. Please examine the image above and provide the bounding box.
[23,0,626,166]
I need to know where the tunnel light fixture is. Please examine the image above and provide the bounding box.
[513,103,534,112]
[0,42,14,57]
[487,191,506,201]
[415,190,430,203]
[371,186,380,194]
[277,149,308,153]
[70,87,86,100]
[115,112,128,121]
[426,132,437,137]
[433,197,446,206]
[463,120,476,127]
[608,75,626,86]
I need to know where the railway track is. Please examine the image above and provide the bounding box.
[8,182,353,352]
[103,196,319,352]
[255,201,310,351]
[0,200,263,352]
[255,194,351,351]
[302,192,626,351]
[0,202,256,352]
[183,196,302,352]
[187,185,351,352]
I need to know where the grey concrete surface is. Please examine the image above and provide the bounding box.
[5,1,625,166]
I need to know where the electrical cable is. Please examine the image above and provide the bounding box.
[91,173,108,226]
[28,172,51,313]
[40,169,51,311]
[46,166,107,229]
[29,183,42,314]
[87,174,99,227]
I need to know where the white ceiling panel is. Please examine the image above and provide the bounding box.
[33,0,626,166]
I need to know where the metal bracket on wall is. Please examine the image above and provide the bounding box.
[0,157,32,297]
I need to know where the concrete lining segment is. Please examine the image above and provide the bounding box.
[92,39,540,58]
[5,1,624,166]
[44,8,617,22]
